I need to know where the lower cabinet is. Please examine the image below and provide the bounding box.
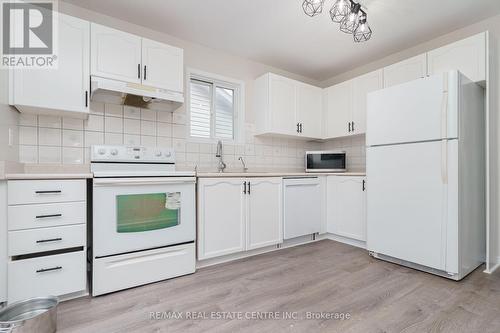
[197,177,282,260]
[327,176,367,241]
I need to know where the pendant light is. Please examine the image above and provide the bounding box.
[353,13,372,42]
[329,0,350,23]
[340,1,361,34]
[302,0,325,17]
[302,0,373,42]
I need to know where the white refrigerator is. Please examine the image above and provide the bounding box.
[366,70,485,280]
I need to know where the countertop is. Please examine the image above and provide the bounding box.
[5,173,94,180]
[196,172,366,178]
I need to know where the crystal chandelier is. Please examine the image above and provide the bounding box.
[302,0,372,42]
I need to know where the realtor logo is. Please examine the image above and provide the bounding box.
[1,0,58,68]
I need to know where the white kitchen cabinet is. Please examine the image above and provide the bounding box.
[427,32,486,83]
[91,23,184,94]
[255,73,322,139]
[197,177,283,260]
[324,81,352,138]
[383,54,427,88]
[246,178,282,250]
[10,14,90,118]
[296,82,323,138]
[197,178,245,260]
[91,23,142,84]
[283,177,322,239]
[142,38,183,92]
[324,69,382,139]
[6,179,87,302]
[352,70,383,135]
[327,176,366,241]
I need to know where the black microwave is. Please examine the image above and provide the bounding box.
[305,151,346,173]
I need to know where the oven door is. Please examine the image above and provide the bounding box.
[92,177,196,257]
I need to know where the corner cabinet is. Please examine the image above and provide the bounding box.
[91,23,184,94]
[10,14,90,118]
[427,33,486,83]
[383,54,427,88]
[327,176,366,242]
[197,177,282,260]
[255,73,322,139]
[324,69,382,139]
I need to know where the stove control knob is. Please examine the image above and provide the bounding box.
[110,149,119,156]
[98,148,106,155]
[165,151,172,157]
[154,150,162,157]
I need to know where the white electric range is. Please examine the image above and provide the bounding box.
[90,145,196,296]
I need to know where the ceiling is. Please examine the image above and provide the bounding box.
[62,0,500,81]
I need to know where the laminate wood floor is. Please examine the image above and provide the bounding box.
[58,240,500,333]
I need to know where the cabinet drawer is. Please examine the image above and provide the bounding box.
[8,225,86,256]
[8,251,86,303]
[8,202,86,231]
[8,180,86,205]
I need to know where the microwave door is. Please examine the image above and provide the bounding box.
[306,152,346,172]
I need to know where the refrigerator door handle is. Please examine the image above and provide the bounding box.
[441,73,449,140]
[441,140,448,184]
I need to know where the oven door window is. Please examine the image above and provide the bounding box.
[116,192,181,233]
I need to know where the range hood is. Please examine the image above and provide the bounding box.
[90,76,184,111]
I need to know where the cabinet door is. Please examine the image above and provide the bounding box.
[327,176,366,241]
[383,54,427,88]
[197,178,245,260]
[91,23,142,83]
[324,81,352,139]
[246,178,282,250]
[296,83,323,138]
[269,74,297,136]
[352,70,383,135]
[283,178,322,239]
[142,38,183,92]
[427,33,486,82]
[12,14,90,115]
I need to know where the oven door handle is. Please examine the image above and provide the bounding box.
[93,177,196,186]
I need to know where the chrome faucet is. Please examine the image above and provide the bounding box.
[216,140,226,173]
[238,156,248,172]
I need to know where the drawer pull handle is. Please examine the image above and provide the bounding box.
[36,266,62,273]
[35,214,62,219]
[36,238,63,243]
[35,190,62,194]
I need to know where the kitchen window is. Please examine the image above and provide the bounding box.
[188,70,244,142]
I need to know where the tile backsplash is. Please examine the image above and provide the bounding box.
[18,102,366,171]
[18,102,329,171]
[320,135,366,172]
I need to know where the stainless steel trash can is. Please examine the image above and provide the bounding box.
[0,297,59,333]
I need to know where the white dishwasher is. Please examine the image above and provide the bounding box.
[283,177,323,240]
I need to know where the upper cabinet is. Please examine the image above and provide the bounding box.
[383,54,427,88]
[296,82,323,138]
[91,23,184,94]
[91,23,142,84]
[427,33,486,83]
[352,70,384,135]
[324,80,352,139]
[141,38,183,92]
[10,14,90,118]
[323,69,382,139]
[255,73,323,139]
